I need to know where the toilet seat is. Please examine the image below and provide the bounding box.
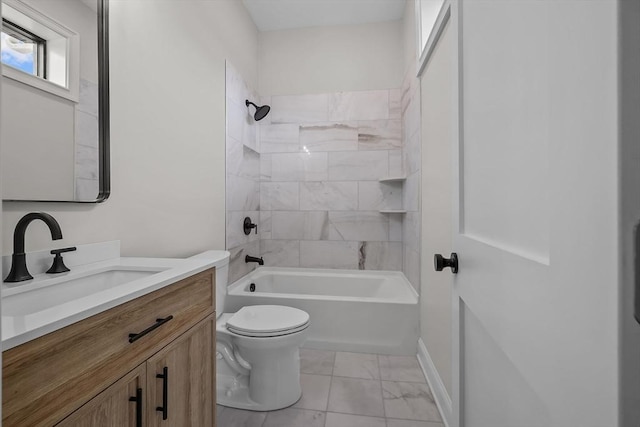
[226,305,310,338]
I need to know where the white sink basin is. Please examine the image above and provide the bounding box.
[1,253,226,350]
[3,267,166,318]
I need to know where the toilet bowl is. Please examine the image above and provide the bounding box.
[190,250,310,411]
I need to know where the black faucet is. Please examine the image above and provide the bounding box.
[5,212,63,283]
[245,255,264,266]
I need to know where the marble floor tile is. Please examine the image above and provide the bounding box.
[293,374,331,411]
[327,377,384,417]
[300,348,335,375]
[379,355,426,383]
[333,351,380,380]
[386,419,445,427]
[382,381,442,422]
[262,407,325,427]
[324,412,386,427]
[216,405,267,427]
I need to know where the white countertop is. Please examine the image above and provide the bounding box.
[2,247,229,350]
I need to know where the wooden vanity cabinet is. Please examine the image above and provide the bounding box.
[2,268,216,427]
[56,365,147,427]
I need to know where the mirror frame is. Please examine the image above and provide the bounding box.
[3,0,110,203]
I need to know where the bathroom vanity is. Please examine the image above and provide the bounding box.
[2,262,216,426]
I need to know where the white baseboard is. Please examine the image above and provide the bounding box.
[417,338,453,427]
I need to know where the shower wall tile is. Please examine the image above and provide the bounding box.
[358,181,402,211]
[260,153,272,181]
[403,172,420,212]
[303,211,331,240]
[260,182,300,211]
[403,246,421,292]
[404,212,420,253]
[300,241,360,269]
[389,89,402,120]
[260,211,272,240]
[251,87,415,279]
[361,241,403,271]
[328,90,389,122]
[227,140,260,181]
[357,120,402,151]
[271,211,306,240]
[262,240,300,267]
[75,178,99,201]
[226,210,260,248]
[226,175,260,211]
[327,212,389,242]
[229,240,261,284]
[389,215,403,242]
[388,150,404,177]
[300,182,358,211]
[299,122,358,152]
[271,94,330,123]
[271,152,328,182]
[328,151,388,181]
[227,99,249,143]
[226,62,261,283]
[260,124,300,153]
[401,64,422,293]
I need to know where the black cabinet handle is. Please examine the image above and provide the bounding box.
[434,253,459,274]
[128,388,142,427]
[156,367,168,420]
[128,316,173,343]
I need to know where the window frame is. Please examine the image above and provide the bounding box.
[2,17,47,78]
[1,0,79,102]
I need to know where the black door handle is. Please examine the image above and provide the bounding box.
[128,388,142,427]
[156,367,168,420]
[434,253,459,274]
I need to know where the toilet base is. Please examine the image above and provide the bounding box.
[216,371,301,411]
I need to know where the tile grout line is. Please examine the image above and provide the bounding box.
[377,354,387,421]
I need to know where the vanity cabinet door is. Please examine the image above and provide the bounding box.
[56,365,146,427]
[146,315,215,427]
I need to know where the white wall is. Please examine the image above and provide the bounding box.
[402,0,416,75]
[258,20,403,96]
[2,0,259,257]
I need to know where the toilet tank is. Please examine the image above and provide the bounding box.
[188,250,229,318]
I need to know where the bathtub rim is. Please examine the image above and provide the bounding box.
[227,266,418,305]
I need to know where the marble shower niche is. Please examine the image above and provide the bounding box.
[225,62,421,291]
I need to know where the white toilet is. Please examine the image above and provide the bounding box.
[194,250,310,411]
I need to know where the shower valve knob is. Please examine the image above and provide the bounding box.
[434,253,459,274]
[243,217,258,235]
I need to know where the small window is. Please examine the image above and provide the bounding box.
[1,18,46,78]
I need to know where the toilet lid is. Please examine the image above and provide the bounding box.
[226,305,310,337]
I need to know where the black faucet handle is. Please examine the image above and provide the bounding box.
[47,247,76,274]
[51,246,77,255]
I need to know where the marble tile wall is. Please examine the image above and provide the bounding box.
[401,64,422,292]
[225,62,261,283]
[260,89,405,273]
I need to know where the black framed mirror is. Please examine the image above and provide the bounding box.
[1,0,109,202]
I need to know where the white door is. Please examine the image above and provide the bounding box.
[447,1,619,426]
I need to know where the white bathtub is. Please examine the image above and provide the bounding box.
[225,267,419,355]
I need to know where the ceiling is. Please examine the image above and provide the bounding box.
[241,0,407,32]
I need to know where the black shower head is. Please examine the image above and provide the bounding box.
[245,100,271,121]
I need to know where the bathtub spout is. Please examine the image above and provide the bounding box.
[245,255,264,265]
[217,341,251,376]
